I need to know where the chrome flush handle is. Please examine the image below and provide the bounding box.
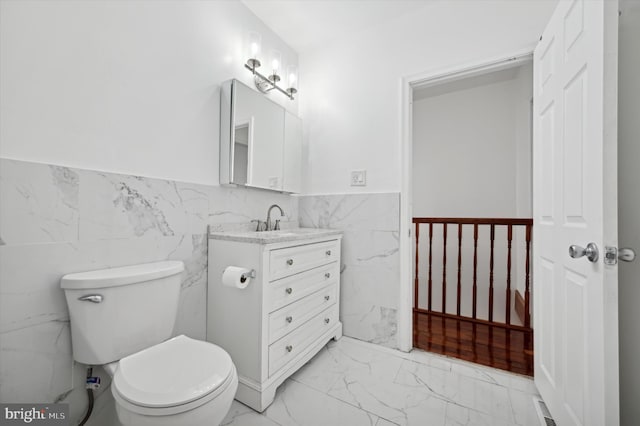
[78,294,103,303]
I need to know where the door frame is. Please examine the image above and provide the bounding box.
[397,47,536,352]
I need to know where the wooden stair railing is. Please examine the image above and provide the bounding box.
[412,217,534,375]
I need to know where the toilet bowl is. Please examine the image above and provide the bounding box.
[61,261,237,426]
[108,335,238,426]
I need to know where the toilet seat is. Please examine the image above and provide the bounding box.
[112,335,235,416]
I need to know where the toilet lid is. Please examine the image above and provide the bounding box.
[112,335,234,408]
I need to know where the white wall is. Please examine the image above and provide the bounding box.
[0,1,300,421]
[411,64,532,322]
[412,66,532,217]
[297,0,554,351]
[298,0,556,195]
[618,1,640,424]
[0,0,298,185]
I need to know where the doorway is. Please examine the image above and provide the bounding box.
[411,59,534,375]
[397,50,535,366]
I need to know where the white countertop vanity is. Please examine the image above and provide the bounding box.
[207,228,343,411]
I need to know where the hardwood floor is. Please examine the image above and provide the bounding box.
[413,310,534,376]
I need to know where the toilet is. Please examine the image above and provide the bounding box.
[61,261,237,426]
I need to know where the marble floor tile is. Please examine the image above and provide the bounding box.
[288,337,539,426]
[222,401,282,426]
[292,337,404,395]
[375,418,399,426]
[79,336,542,426]
[509,389,542,426]
[264,380,381,426]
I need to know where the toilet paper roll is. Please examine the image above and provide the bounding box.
[222,266,253,289]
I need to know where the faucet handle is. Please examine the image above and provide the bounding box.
[274,219,281,230]
[251,220,264,232]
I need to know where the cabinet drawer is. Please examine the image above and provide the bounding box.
[268,305,338,377]
[269,284,337,344]
[269,240,339,281]
[267,262,338,312]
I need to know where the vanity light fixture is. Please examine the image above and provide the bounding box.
[244,33,297,100]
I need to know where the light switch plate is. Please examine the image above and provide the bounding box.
[351,170,366,186]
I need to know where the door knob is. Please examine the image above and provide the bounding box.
[569,243,599,263]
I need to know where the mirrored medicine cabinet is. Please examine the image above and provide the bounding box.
[220,79,302,193]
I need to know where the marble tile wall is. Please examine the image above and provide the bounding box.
[0,158,297,422]
[298,193,400,349]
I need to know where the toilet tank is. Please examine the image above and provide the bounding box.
[61,261,184,365]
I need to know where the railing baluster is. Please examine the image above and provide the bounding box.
[525,223,532,328]
[414,223,420,311]
[411,217,533,326]
[506,224,513,325]
[473,223,478,319]
[442,223,448,314]
[489,224,495,322]
[456,223,462,316]
[414,222,420,348]
[428,223,433,311]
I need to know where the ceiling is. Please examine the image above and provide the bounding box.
[241,0,439,53]
[412,65,526,101]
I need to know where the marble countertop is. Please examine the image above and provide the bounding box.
[208,227,342,244]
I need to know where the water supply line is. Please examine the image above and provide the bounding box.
[77,367,95,426]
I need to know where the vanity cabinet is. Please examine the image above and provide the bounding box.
[207,231,342,412]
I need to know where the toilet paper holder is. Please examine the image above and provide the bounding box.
[240,269,256,283]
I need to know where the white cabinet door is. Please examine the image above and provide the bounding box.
[533,0,619,425]
[283,111,302,193]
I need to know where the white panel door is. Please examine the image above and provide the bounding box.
[533,0,619,425]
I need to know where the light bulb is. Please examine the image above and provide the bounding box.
[271,50,282,75]
[287,65,298,90]
[247,31,261,59]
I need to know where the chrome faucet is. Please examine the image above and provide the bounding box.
[266,204,285,231]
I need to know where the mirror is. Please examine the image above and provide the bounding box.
[232,120,250,185]
[220,79,302,193]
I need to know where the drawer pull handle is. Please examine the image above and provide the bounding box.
[286,345,293,353]
[324,295,330,301]
[286,316,293,323]
[324,318,330,324]
[325,272,331,278]
[286,259,294,266]
[285,287,293,294]
[326,250,332,256]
